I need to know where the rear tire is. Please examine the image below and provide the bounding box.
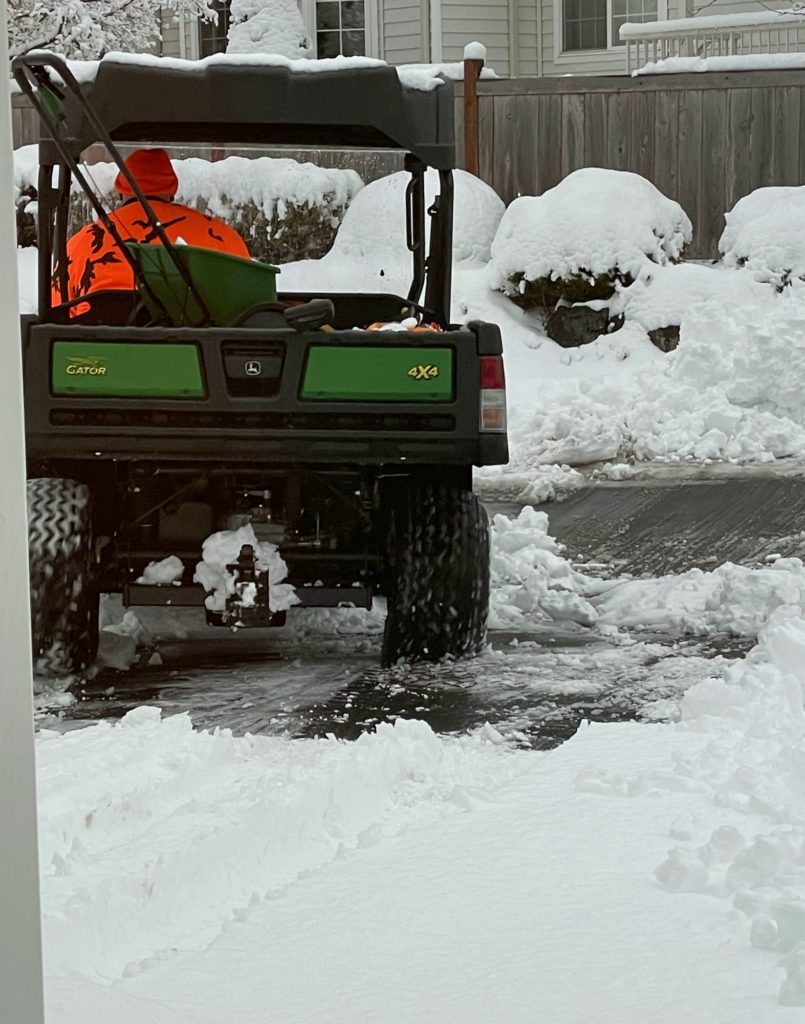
[27,477,99,677]
[381,485,490,667]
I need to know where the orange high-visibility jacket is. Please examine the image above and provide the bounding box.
[53,199,251,303]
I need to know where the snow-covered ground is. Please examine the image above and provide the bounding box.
[39,610,805,1021]
[20,159,805,1020]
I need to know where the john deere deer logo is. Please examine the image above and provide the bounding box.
[408,364,439,381]
[66,356,107,376]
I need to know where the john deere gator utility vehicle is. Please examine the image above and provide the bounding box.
[13,51,508,675]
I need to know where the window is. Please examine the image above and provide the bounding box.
[315,0,366,57]
[563,0,607,52]
[562,0,659,51]
[610,0,657,45]
[199,0,231,57]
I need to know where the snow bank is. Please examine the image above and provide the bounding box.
[490,507,805,640]
[36,711,522,981]
[227,0,311,58]
[619,262,770,333]
[280,169,505,293]
[489,168,691,299]
[720,186,805,287]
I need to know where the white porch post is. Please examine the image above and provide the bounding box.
[0,3,46,1022]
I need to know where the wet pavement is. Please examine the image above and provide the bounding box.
[37,477,799,748]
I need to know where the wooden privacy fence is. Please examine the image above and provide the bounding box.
[459,69,805,259]
[16,69,805,259]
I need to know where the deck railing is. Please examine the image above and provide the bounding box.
[621,10,805,74]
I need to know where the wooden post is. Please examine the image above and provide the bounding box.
[463,42,486,177]
[0,3,46,1023]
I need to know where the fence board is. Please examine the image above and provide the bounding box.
[492,93,518,203]
[773,86,801,186]
[628,90,655,176]
[605,91,631,171]
[653,89,679,203]
[512,93,538,198]
[699,88,728,260]
[560,93,585,179]
[478,93,495,191]
[677,89,704,256]
[583,91,608,168]
[750,86,774,194]
[725,88,753,216]
[536,93,562,194]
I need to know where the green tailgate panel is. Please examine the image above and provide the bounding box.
[302,346,453,401]
[52,342,205,398]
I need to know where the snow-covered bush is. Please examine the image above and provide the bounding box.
[14,150,363,263]
[7,0,215,61]
[279,168,505,293]
[720,186,805,288]
[490,168,692,314]
[227,0,311,57]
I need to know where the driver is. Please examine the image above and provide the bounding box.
[53,147,250,304]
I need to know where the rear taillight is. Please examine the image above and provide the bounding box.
[480,355,507,431]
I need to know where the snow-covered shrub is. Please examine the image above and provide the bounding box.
[490,168,692,314]
[227,0,311,57]
[8,0,215,61]
[720,186,805,288]
[14,151,363,263]
[279,168,505,293]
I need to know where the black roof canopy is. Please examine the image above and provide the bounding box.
[37,56,456,169]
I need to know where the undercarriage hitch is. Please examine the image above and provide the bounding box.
[216,543,286,629]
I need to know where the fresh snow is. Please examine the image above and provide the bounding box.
[635,53,805,75]
[227,0,311,58]
[37,608,805,1021]
[720,186,805,286]
[489,168,692,293]
[58,50,459,92]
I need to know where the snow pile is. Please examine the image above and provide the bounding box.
[580,608,805,1006]
[194,524,297,613]
[489,168,692,298]
[135,556,185,586]
[490,507,805,639]
[489,507,600,629]
[36,710,522,981]
[720,186,805,286]
[497,284,805,475]
[227,0,311,58]
[619,262,770,333]
[279,169,505,293]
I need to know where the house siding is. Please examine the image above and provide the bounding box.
[382,0,428,62]
[440,0,510,75]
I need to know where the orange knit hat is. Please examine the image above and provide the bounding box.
[114,148,179,197]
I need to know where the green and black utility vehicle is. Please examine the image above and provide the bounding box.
[14,51,508,675]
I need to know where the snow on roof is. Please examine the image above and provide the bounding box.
[634,53,805,76]
[489,168,692,291]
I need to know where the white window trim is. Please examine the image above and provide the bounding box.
[552,0,667,63]
[300,0,381,58]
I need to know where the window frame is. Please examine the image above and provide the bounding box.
[300,0,379,59]
[553,0,667,62]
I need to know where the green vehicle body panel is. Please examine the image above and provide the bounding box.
[301,345,453,401]
[52,341,206,398]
